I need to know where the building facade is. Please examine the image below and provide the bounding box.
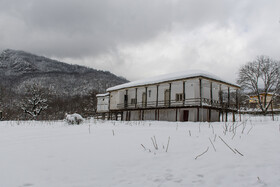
[97,71,240,122]
[96,93,110,119]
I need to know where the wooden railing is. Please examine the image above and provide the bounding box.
[116,98,237,110]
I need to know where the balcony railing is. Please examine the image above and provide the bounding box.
[116,98,237,110]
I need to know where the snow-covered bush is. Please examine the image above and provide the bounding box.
[65,113,84,125]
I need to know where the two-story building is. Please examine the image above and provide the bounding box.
[249,92,279,110]
[96,70,240,122]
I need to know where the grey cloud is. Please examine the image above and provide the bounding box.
[0,0,240,58]
[1,0,280,82]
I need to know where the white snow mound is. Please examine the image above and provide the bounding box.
[65,113,84,125]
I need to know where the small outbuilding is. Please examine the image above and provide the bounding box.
[96,93,110,120]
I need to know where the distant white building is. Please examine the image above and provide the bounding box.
[96,93,109,119]
[96,70,240,122]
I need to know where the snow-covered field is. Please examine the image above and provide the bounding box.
[0,116,279,187]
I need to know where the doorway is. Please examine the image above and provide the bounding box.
[183,110,189,121]
[164,89,170,106]
[124,95,128,108]
[142,92,146,107]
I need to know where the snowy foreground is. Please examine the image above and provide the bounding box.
[0,117,280,187]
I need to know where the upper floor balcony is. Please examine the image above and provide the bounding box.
[116,97,238,110]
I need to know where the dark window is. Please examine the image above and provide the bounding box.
[131,98,137,104]
[176,93,184,101]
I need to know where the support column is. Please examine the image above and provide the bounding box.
[135,88,137,108]
[235,89,238,122]
[219,84,223,106]
[175,109,178,121]
[226,111,228,122]
[227,87,230,122]
[228,87,230,108]
[197,107,200,122]
[125,90,128,108]
[199,78,202,106]
[169,83,171,107]
[145,87,148,108]
[138,110,141,120]
[156,85,159,107]
[210,82,213,106]
[183,81,185,106]
[235,89,238,109]
[219,84,223,121]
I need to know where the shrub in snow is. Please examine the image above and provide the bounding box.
[65,113,84,125]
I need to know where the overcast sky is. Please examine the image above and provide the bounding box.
[0,0,279,83]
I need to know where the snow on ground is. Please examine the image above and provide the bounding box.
[0,116,279,187]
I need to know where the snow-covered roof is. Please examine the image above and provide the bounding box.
[107,70,240,92]
[96,93,109,97]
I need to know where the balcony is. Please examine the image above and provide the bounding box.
[116,98,237,110]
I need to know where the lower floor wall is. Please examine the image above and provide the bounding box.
[119,107,221,122]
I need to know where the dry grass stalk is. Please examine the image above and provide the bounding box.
[209,138,216,152]
[219,136,236,154]
[151,136,158,150]
[231,132,236,140]
[223,122,228,135]
[166,136,170,152]
[141,144,147,151]
[247,126,253,135]
[210,124,215,134]
[234,148,244,156]
[195,147,209,160]
[241,121,247,134]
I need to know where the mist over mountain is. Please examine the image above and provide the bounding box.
[0,49,128,96]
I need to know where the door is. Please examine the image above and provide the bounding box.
[124,95,128,108]
[142,92,146,107]
[183,110,189,121]
[164,89,170,106]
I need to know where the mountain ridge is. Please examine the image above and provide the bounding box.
[0,49,128,96]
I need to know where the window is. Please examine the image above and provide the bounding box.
[148,90,151,97]
[131,98,137,104]
[176,93,184,101]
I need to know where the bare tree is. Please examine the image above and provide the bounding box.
[237,56,280,114]
[21,83,48,119]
